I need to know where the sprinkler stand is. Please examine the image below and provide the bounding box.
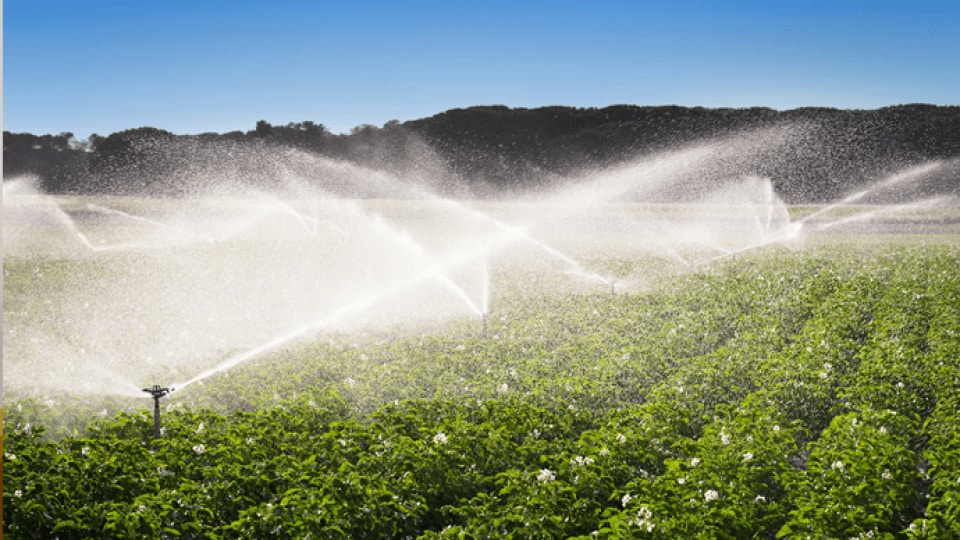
[143,385,173,438]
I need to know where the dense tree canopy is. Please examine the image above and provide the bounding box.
[4,105,959,202]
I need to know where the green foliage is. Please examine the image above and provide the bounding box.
[779,408,921,538]
[5,243,960,538]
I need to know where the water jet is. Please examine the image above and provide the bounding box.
[5,128,957,419]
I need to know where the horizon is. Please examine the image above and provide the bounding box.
[6,102,956,140]
[4,1,959,138]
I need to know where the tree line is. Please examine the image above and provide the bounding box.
[4,104,959,203]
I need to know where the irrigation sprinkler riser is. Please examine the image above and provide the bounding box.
[143,385,173,438]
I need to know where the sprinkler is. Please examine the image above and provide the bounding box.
[143,385,174,438]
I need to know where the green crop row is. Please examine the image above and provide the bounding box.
[4,242,960,538]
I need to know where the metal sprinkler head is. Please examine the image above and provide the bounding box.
[143,385,174,438]
[143,385,172,399]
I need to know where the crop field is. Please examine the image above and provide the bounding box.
[4,193,960,538]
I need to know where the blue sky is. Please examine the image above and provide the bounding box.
[4,0,958,138]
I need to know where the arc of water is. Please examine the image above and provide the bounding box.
[800,161,943,224]
[170,293,382,392]
[305,143,721,290]
[513,226,614,287]
[814,196,948,231]
[73,229,97,251]
[693,221,804,268]
[86,203,218,244]
[480,256,490,315]
[430,203,616,288]
[19,193,99,251]
[348,174,618,291]
[252,194,323,236]
[626,219,693,266]
[170,232,511,393]
[763,179,776,239]
[365,213,485,316]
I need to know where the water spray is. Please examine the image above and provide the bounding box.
[142,385,174,438]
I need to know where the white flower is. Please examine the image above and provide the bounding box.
[636,519,655,533]
[621,493,633,508]
[631,506,655,531]
[882,469,892,480]
[721,433,731,445]
[195,422,205,434]
[677,476,687,485]
[743,452,753,461]
[704,489,719,502]
[192,444,206,455]
[497,383,509,394]
[14,490,23,498]
[615,433,627,444]
[81,447,91,456]
[433,432,448,445]
[773,424,780,432]
[5,453,16,462]
[571,455,595,467]
[599,447,610,457]
[831,460,844,470]
[879,426,888,435]
[754,495,766,503]
[537,468,556,482]
[690,457,701,467]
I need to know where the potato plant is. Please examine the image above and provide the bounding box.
[4,242,960,538]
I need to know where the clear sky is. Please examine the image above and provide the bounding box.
[3,0,959,138]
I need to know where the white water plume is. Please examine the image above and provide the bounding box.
[3,177,96,255]
[5,124,955,403]
[813,196,951,232]
[801,161,945,223]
